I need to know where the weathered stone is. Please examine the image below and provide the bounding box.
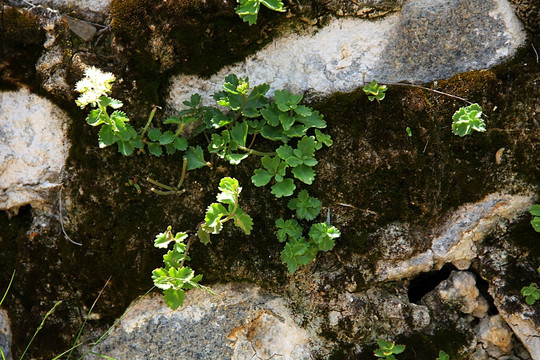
[500,314,539,360]
[8,0,111,21]
[476,315,514,358]
[438,271,485,316]
[168,0,524,107]
[0,309,12,360]
[0,88,70,214]
[63,15,97,41]
[84,284,313,360]
[432,193,535,270]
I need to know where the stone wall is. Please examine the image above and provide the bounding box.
[0,0,538,359]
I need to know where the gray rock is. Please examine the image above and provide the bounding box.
[0,88,70,214]
[84,284,313,360]
[168,0,525,107]
[476,315,514,358]
[0,309,12,360]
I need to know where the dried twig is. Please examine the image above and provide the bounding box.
[58,187,82,246]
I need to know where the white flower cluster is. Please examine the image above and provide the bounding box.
[75,66,116,108]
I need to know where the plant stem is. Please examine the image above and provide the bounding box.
[237,145,276,156]
[179,234,197,269]
[222,193,239,223]
[140,106,158,137]
[176,158,188,188]
[0,270,15,306]
[146,177,175,191]
[20,301,63,360]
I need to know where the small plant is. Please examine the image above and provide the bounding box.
[451,103,485,137]
[406,127,412,137]
[287,189,321,220]
[363,80,388,104]
[277,218,340,273]
[374,339,405,360]
[530,205,540,233]
[521,283,540,305]
[152,178,252,309]
[235,0,285,25]
[436,350,450,360]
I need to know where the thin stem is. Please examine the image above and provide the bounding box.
[77,288,155,360]
[20,301,63,360]
[0,270,15,306]
[146,177,175,191]
[66,278,111,360]
[58,188,83,246]
[176,158,188,189]
[179,234,197,269]
[237,145,276,156]
[140,106,158,138]
[222,193,239,223]
[247,132,257,149]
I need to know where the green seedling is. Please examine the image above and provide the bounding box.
[235,0,285,25]
[374,339,406,360]
[436,350,450,360]
[363,80,388,104]
[530,205,540,233]
[451,103,486,136]
[521,283,540,305]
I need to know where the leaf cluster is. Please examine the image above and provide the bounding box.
[436,350,450,360]
[521,283,540,305]
[451,103,486,137]
[374,339,406,360]
[151,226,204,310]
[276,218,340,274]
[363,80,387,103]
[86,97,142,156]
[198,177,253,244]
[235,0,285,25]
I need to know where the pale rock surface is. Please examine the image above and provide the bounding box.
[439,271,487,317]
[376,192,535,281]
[85,284,313,360]
[476,315,514,358]
[7,0,110,21]
[0,88,70,213]
[168,0,525,107]
[0,310,11,360]
[500,313,540,360]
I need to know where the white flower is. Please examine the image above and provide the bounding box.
[75,66,116,108]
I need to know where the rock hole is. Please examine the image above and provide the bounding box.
[469,269,499,316]
[407,263,458,303]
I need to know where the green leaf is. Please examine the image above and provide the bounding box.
[280,238,317,274]
[204,203,228,234]
[184,146,208,170]
[271,178,295,198]
[173,137,188,151]
[274,90,302,112]
[314,129,333,149]
[231,121,248,148]
[163,288,186,310]
[309,222,340,251]
[292,164,316,185]
[98,124,116,147]
[86,108,105,126]
[288,190,321,220]
[260,0,285,11]
[295,110,326,129]
[531,217,540,233]
[436,350,450,360]
[183,93,201,107]
[159,131,176,145]
[148,128,162,141]
[452,103,486,137]
[235,0,260,25]
[363,80,387,102]
[163,116,182,125]
[530,205,540,217]
[154,229,172,249]
[117,140,135,156]
[233,210,253,235]
[392,345,405,354]
[163,250,184,269]
[261,125,288,142]
[252,169,274,187]
[147,142,163,156]
[226,153,250,165]
[261,102,282,127]
[198,227,211,245]
[275,218,302,242]
[293,105,312,117]
[217,177,240,205]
